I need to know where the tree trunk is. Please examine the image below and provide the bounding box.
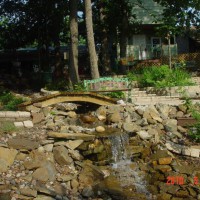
[84,0,100,79]
[69,0,80,84]
[99,2,111,74]
[119,14,128,58]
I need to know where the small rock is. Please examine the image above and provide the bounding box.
[178,104,187,113]
[176,111,184,118]
[155,165,172,173]
[97,115,106,121]
[23,121,34,128]
[137,131,152,140]
[190,146,200,157]
[32,167,49,182]
[123,122,140,132]
[65,140,83,150]
[32,112,45,124]
[107,112,121,123]
[165,142,182,154]
[68,149,83,161]
[38,147,44,153]
[95,126,105,133]
[158,157,173,165]
[43,144,53,152]
[14,122,24,128]
[81,186,94,198]
[80,115,96,124]
[66,111,77,118]
[164,119,177,132]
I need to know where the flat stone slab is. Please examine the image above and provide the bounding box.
[0,111,31,118]
[14,122,24,127]
[5,111,20,118]
[18,111,31,118]
[0,112,6,117]
[8,138,39,150]
[23,120,33,128]
[48,132,95,141]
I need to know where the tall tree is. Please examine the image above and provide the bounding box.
[69,0,80,83]
[84,0,100,79]
[98,0,111,73]
[153,0,200,35]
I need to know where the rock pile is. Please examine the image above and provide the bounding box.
[0,102,199,200]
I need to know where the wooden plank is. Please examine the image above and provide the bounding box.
[177,117,197,127]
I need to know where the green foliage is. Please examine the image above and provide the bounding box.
[73,82,86,92]
[127,65,194,88]
[126,71,138,82]
[139,65,171,87]
[105,91,125,99]
[183,97,200,142]
[189,125,200,142]
[45,80,70,91]
[0,122,17,133]
[0,90,24,111]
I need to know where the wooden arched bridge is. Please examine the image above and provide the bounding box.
[18,92,117,110]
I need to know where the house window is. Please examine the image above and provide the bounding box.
[151,37,161,47]
[151,37,161,58]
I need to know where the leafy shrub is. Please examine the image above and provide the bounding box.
[0,91,24,111]
[126,71,138,82]
[73,81,86,92]
[139,65,170,87]
[105,91,125,99]
[127,65,194,88]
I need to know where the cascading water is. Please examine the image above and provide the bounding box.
[110,133,129,165]
[108,132,152,200]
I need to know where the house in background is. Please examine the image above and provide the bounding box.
[121,0,199,61]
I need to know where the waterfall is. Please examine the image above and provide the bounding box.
[109,132,152,200]
[109,133,129,165]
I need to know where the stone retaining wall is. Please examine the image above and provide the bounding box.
[0,111,33,128]
[0,111,31,122]
[145,85,200,97]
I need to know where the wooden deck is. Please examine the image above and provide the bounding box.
[18,92,117,110]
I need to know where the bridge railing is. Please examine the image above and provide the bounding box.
[83,77,129,92]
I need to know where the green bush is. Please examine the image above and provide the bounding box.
[105,91,125,99]
[139,65,170,87]
[73,81,86,92]
[127,65,194,88]
[0,91,24,111]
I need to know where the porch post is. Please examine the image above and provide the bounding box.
[167,33,172,69]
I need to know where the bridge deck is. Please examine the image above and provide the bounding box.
[18,92,117,110]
